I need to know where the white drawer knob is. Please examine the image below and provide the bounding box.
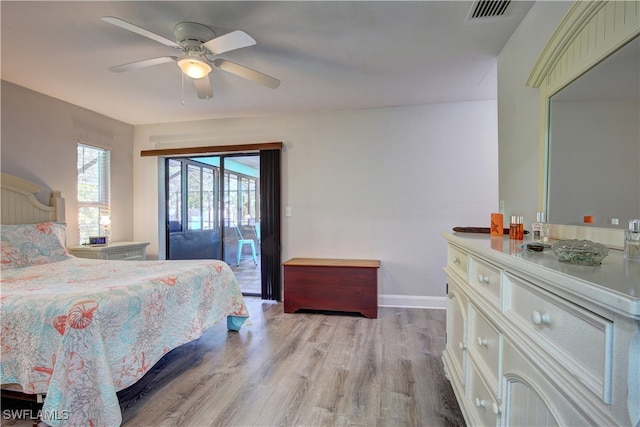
[459,342,467,350]
[453,257,461,264]
[478,274,490,284]
[492,402,501,415]
[475,397,486,408]
[477,336,488,347]
[531,310,552,326]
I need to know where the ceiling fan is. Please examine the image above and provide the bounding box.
[102,16,280,100]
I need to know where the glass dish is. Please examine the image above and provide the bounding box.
[552,239,609,266]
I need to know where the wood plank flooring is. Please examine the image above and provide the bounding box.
[2,298,465,426]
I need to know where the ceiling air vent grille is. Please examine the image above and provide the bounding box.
[468,0,512,19]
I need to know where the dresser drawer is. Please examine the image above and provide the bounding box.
[105,248,145,260]
[68,242,149,261]
[469,304,502,394]
[445,278,468,386]
[467,360,501,427]
[502,339,598,427]
[504,273,613,403]
[469,257,501,308]
[447,244,468,280]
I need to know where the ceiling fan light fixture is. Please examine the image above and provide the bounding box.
[177,54,212,79]
[104,17,280,99]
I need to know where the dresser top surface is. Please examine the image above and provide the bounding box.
[443,232,639,318]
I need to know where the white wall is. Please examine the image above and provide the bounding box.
[1,81,135,246]
[497,1,573,227]
[2,69,499,307]
[134,101,498,306]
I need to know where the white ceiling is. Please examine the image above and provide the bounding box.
[1,1,534,125]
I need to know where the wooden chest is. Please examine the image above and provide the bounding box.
[283,258,380,318]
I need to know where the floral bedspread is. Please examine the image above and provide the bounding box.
[0,257,248,426]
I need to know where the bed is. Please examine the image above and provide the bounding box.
[0,173,249,427]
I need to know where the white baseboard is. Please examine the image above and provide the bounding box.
[379,294,447,310]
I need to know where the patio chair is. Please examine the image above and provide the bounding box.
[235,226,258,266]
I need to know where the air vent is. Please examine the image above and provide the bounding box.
[468,0,512,19]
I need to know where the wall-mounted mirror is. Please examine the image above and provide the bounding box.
[546,36,640,229]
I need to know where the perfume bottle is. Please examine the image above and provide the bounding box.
[509,215,524,240]
[532,212,549,243]
[624,219,640,261]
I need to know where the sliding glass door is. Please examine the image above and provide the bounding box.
[222,155,261,295]
[165,154,261,296]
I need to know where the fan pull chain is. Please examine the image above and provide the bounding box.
[181,73,185,105]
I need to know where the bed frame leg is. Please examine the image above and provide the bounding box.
[227,316,247,331]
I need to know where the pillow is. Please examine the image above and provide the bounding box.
[1,221,71,269]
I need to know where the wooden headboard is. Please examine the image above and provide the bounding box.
[1,173,65,224]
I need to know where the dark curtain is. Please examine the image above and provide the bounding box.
[259,149,282,301]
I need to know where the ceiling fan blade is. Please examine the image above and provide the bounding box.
[102,16,180,48]
[213,59,280,89]
[203,30,256,55]
[193,75,213,100]
[108,56,177,73]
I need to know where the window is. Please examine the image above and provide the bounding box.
[167,157,257,231]
[77,143,111,244]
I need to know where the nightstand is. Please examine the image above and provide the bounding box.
[68,241,150,261]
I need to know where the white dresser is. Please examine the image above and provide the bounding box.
[442,232,639,427]
[68,241,150,261]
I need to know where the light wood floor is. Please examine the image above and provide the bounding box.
[2,298,465,426]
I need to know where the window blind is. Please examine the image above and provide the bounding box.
[77,142,111,243]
